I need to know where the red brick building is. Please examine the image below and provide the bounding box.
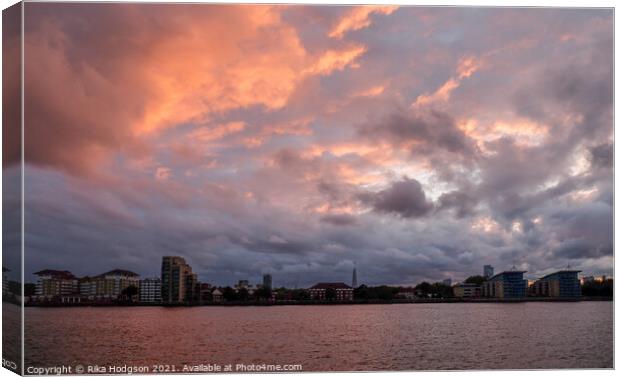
[308,282,354,301]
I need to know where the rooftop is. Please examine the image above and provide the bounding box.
[539,270,582,281]
[309,282,353,290]
[97,269,140,278]
[34,269,76,279]
[454,283,479,287]
[489,270,527,281]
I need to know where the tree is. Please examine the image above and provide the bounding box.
[24,283,36,297]
[354,284,369,300]
[582,279,613,297]
[222,286,238,301]
[254,287,272,300]
[414,282,432,297]
[237,287,250,301]
[464,275,488,286]
[432,282,453,298]
[375,285,398,300]
[121,285,138,303]
[292,289,310,301]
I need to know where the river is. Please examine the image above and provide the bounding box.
[24,301,613,371]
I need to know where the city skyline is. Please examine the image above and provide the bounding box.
[19,260,608,290]
[6,4,613,287]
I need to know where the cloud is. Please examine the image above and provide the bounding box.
[320,214,358,226]
[360,178,434,218]
[189,122,246,141]
[20,5,613,286]
[304,45,367,75]
[2,7,22,168]
[328,5,398,39]
[553,238,612,260]
[359,109,476,159]
[155,167,171,181]
[437,189,479,218]
[24,4,368,175]
[589,142,613,169]
[412,55,483,108]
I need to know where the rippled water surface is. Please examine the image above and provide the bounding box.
[25,302,612,371]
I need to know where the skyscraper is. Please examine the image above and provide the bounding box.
[161,256,198,303]
[263,274,272,290]
[483,265,494,279]
[352,266,358,288]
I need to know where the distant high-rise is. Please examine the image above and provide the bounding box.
[483,265,494,278]
[352,266,358,288]
[263,274,272,290]
[161,256,198,303]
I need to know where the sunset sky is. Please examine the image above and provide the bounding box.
[12,4,613,286]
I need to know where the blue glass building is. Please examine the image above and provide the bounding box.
[535,270,581,297]
[482,270,527,298]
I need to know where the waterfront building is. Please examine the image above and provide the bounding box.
[529,280,549,296]
[481,270,527,298]
[212,288,223,302]
[530,270,581,297]
[352,267,357,288]
[483,265,494,279]
[60,296,82,304]
[234,279,255,295]
[396,287,416,300]
[34,270,78,297]
[442,278,452,287]
[139,278,162,303]
[199,283,213,302]
[308,282,354,301]
[92,269,140,298]
[161,256,199,303]
[453,283,480,298]
[263,274,272,290]
[78,276,97,297]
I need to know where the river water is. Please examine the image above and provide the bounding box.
[24,301,612,372]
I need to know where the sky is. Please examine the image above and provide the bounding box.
[8,3,613,286]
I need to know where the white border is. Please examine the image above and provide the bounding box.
[0,2,616,377]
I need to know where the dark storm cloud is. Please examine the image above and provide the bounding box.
[437,189,479,218]
[360,178,434,218]
[359,109,476,158]
[320,214,358,226]
[483,172,594,221]
[589,142,613,170]
[512,27,612,146]
[553,238,612,260]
